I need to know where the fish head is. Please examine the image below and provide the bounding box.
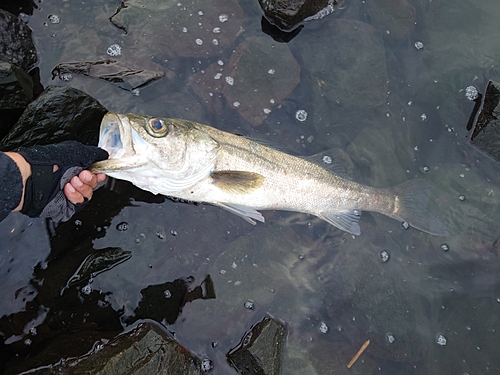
[91,112,219,195]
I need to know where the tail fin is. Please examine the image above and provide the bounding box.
[390,179,449,236]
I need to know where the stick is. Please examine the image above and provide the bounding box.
[347,339,370,369]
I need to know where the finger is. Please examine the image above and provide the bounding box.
[79,170,98,189]
[70,175,94,201]
[96,173,107,183]
[64,182,85,204]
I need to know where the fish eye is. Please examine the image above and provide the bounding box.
[147,118,168,137]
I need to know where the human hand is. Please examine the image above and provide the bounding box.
[64,170,107,204]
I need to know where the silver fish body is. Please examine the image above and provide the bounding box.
[91,112,447,236]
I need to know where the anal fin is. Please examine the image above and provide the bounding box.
[320,209,361,236]
[215,202,265,225]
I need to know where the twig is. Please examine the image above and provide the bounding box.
[347,339,370,369]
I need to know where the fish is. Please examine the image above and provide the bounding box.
[90,112,448,236]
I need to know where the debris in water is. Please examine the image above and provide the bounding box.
[347,339,370,368]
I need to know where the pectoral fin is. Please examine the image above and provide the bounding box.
[215,202,265,225]
[211,171,264,194]
[320,209,361,236]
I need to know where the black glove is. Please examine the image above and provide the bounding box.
[15,141,109,222]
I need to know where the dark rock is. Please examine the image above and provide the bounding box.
[470,80,500,162]
[52,60,164,91]
[0,60,33,109]
[0,0,37,17]
[228,316,287,375]
[0,85,107,150]
[0,9,37,72]
[258,0,340,31]
[27,322,202,375]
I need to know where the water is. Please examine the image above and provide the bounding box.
[2,0,500,374]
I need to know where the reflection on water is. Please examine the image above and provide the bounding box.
[2,0,500,374]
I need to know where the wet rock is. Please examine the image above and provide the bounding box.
[365,0,416,42]
[0,9,37,72]
[28,322,202,374]
[298,19,388,110]
[52,60,164,91]
[0,60,33,109]
[109,0,247,58]
[228,316,287,375]
[470,80,500,162]
[206,36,299,127]
[258,0,340,31]
[0,85,107,150]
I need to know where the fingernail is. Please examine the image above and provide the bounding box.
[73,177,83,187]
[66,183,76,193]
[82,170,93,182]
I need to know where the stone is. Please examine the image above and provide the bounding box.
[228,316,287,375]
[470,80,500,162]
[28,322,202,374]
[258,0,340,30]
[0,9,37,72]
[0,85,107,150]
[0,60,33,110]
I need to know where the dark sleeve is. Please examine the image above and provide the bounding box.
[0,152,23,222]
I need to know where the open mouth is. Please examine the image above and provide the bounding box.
[98,112,130,159]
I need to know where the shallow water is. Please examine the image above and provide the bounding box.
[2,0,500,374]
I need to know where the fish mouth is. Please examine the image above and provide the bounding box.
[92,112,149,172]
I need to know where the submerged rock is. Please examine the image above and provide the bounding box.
[258,0,341,31]
[0,85,107,150]
[0,9,37,72]
[228,316,287,375]
[27,322,202,374]
[470,80,500,162]
[52,60,164,91]
[0,60,33,110]
[109,0,247,58]
[298,19,388,110]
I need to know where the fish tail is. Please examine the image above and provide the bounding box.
[390,179,449,236]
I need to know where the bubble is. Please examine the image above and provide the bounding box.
[59,73,73,82]
[219,14,228,22]
[201,358,213,372]
[318,322,329,334]
[107,44,122,57]
[380,250,390,263]
[436,334,447,346]
[182,27,188,33]
[295,109,308,122]
[24,338,32,345]
[225,76,234,85]
[322,155,332,164]
[441,244,449,251]
[386,333,396,344]
[29,327,37,336]
[465,86,479,101]
[195,38,203,45]
[244,300,254,310]
[156,231,165,240]
[198,10,204,16]
[422,166,430,172]
[268,69,275,75]
[233,101,240,107]
[213,27,221,33]
[401,221,410,230]
[116,222,129,231]
[420,113,427,122]
[74,219,82,226]
[170,229,178,236]
[458,195,466,201]
[214,73,222,80]
[414,41,424,50]
[212,39,219,45]
[263,108,271,114]
[131,88,140,96]
[81,284,92,295]
[219,269,226,275]
[164,290,172,298]
[217,60,224,66]
[48,14,60,24]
